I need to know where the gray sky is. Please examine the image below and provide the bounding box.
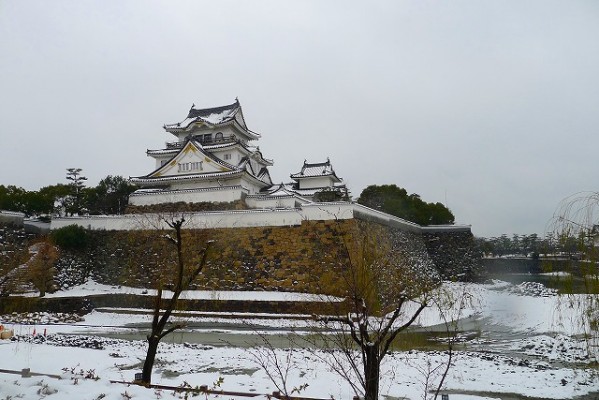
[1,1,598,237]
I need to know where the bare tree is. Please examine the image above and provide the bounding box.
[245,331,301,398]
[410,283,474,400]
[306,223,442,400]
[140,217,213,384]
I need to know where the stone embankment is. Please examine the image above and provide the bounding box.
[54,219,478,295]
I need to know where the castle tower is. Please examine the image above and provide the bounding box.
[129,100,273,206]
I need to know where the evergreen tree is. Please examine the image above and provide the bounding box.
[357,184,454,225]
[65,168,88,215]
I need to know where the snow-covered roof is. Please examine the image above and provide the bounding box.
[163,100,260,141]
[282,183,346,197]
[164,100,239,130]
[186,101,240,124]
[132,138,273,188]
[251,183,312,204]
[146,148,179,156]
[250,148,274,166]
[290,158,341,182]
[131,170,244,184]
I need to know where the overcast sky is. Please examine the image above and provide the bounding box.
[1,1,598,237]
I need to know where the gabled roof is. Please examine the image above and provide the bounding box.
[132,137,273,189]
[131,139,236,182]
[257,183,312,203]
[290,158,341,182]
[263,183,300,197]
[256,166,273,185]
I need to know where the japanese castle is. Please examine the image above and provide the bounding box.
[129,100,348,208]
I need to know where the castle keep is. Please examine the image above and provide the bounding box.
[129,99,347,209]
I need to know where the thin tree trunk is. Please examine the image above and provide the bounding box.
[364,345,380,400]
[138,218,212,386]
[141,335,160,384]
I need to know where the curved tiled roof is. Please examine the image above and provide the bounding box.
[290,158,341,182]
[131,170,244,184]
[130,185,244,197]
[164,100,238,129]
[147,148,178,156]
[163,99,259,140]
[187,100,239,120]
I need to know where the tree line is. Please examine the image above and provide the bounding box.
[0,168,137,217]
[475,232,591,258]
[2,177,455,227]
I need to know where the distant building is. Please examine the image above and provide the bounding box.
[258,159,349,205]
[129,100,347,208]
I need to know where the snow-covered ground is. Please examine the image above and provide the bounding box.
[1,280,597,400]
[19,280,343,303]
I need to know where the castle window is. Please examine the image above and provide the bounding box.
[203,134,212,143]
[178,161,203,172]
[224,153,232,160]
[215,132,224,142]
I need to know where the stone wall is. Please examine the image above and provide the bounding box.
[55,218,478,295]
[423,230,482,281]
[0,223,36,295]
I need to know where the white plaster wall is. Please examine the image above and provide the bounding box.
[50,203,472,234]
[211,147,244,164]
[240,176,267,195]
[154,154,173,169]
[51,209,304,231]
[50,215,141,231]
[245,196,297,209]
[300,203,355,221]
[176,126,240,143]
[129,186,245,206]
[298,176,333,189]
[352,203,422,232]
[211,126,236,138]
[0,210,25,225]
[172,177,242,190]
